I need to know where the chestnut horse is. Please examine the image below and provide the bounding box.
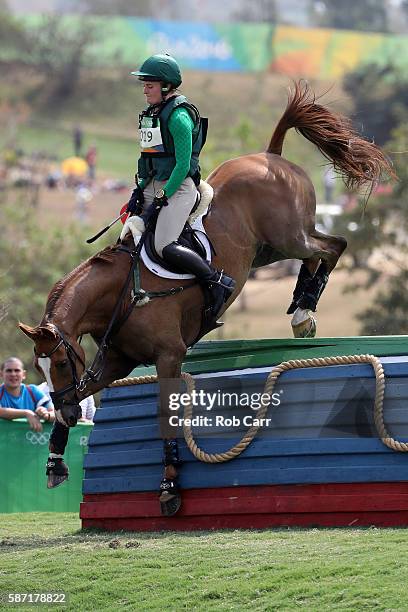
[20,83,393,515]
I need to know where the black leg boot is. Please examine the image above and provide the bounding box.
[162,242,236,319]
[297,262,329,312]
[47,421,70,489]
[287,263,313,314]
[159,439,182,516]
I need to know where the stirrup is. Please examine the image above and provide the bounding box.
[46,457,69,489]
[209,270,235,293]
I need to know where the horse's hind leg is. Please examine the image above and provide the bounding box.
[288,231,347,337]
[156,343,187,517]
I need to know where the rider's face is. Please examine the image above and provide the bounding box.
[143,81,163,105]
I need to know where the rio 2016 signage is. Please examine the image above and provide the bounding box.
[13,16,408,78]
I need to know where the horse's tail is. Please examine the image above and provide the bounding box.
[267,81,396,191]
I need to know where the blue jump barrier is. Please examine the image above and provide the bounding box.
[81,353,408,530]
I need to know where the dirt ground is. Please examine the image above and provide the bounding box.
[219,268,372,340]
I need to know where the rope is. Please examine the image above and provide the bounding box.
[109,354,408,457]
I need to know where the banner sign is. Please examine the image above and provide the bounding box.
[6,16,408,79]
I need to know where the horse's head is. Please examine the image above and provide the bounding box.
[19,322,85,428]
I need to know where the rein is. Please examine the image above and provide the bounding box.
[43,220,197,399]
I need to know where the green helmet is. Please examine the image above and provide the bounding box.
[131,54,182,88]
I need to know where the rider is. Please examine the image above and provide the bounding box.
[126,53,235,318]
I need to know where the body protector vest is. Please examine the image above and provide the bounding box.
[137,95,208,185]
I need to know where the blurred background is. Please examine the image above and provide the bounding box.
[1,0,408,377]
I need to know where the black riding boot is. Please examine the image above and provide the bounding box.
[162,241,235,319]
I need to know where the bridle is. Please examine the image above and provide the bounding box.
[35,325,86,406]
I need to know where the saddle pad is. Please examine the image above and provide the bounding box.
[140,211,212,280]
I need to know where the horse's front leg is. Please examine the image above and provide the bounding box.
[156,346,186,517]
[46,421,70,488]
[47,348,134,490]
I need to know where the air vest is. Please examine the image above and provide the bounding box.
[137,95,208,184]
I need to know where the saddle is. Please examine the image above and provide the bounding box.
[120,179,214,280]
[144,223,209,275]
[119,180,223,339]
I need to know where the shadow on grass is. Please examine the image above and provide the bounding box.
[0,524,388,551]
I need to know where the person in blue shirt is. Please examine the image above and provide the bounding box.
[0,357,55,432]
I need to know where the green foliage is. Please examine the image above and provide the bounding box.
[25,16,104,102]
[233,0,278,23]
[0,194,112,380]
[62,0,154,16]
[0,12,29,62]
[357,268,408,335]
[335,123,408,335]
[343,63,408,145]
[314,0,389,32]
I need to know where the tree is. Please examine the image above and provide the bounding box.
[343,63,408,145]
[313,0,389,32]
[26,15,103,101]
[233,0,278,22]
[0,11,30,59]
[0,195,111,380]
[332,123,408,335]
[59,0,153,16]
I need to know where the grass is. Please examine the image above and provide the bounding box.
[1,513,408,610]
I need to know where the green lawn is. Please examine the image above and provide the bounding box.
[3,124,137,180]
[1,513,408,610]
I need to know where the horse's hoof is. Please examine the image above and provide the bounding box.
[159,491,182,516]
[292,315,316,338]
[46,457,69,489]
[47,473,69,489]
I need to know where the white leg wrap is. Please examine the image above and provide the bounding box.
[291,307,311,326]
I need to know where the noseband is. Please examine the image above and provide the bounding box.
[35,325,86,405]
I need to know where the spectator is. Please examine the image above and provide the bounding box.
[73,125,83,157]
[78,395,96,423]
[85,145,97,181]
[75,183,93,223]
[0,357,55,432]
[38,381,96,423]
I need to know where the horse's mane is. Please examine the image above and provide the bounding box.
[45,245,120,318]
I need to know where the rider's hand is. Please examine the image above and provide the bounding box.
[25,410,43,432]
[126,185,144,215]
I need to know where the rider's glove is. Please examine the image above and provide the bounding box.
[126,185,144,215]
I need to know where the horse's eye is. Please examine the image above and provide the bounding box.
[55,360,68,369]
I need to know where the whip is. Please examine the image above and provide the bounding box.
[86,210,128,244]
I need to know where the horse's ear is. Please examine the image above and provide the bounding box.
[19,323,56,340]
[19,323,39,339]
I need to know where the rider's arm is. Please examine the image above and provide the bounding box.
[163,107,194,199]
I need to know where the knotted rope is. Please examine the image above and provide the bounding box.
[110,354,408,460]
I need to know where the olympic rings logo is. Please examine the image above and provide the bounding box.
[25,431,50,445]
